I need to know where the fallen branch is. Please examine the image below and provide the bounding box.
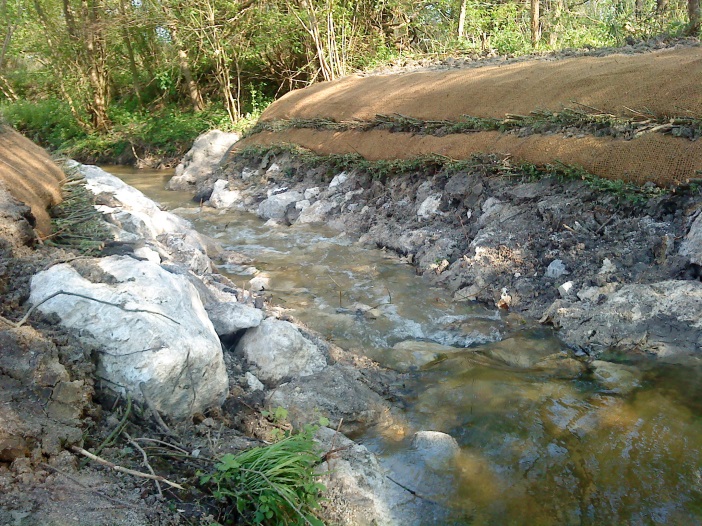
[139,382,181,443]
[69,445,184,490]
[14,290,181,328]
[124,431,163,498]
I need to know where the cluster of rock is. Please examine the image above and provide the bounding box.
[25,162,449,524]
[187,135,702,363]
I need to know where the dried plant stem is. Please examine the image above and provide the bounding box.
[69,446,184,490]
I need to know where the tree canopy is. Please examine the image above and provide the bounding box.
[0,0,697,158]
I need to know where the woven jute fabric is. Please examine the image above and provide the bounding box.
[0,127,65,237]
[241,46,702,185]
[261,47,702,122]
[234,129,702,186]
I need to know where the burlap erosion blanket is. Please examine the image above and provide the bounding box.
[236,46,702,185]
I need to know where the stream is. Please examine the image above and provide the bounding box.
[108,166,702,525]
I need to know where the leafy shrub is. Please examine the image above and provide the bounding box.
[0,98,87,150]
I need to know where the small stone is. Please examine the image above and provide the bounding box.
[304,187,321,200]
[545,259,568,278]
[329,172,348,189]
[558,281,575,297]
[295,199,311,211]
[241,167,257,180]
[417,194,443,219]
[266,163,282,176]
[245,372,264,392]
[599,258,617,274]
[249,275,270,291]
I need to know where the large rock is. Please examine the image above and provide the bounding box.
[168,130,240,191]
[410,431,460,470]
[209,179,242,209]
[257,190,303,220]
[268,364,391,435]
[679,210,702,265]
[29,256,229,419]
[297,199,338,224]
[315,427,457,525]
[234,318,326,383]
[205,301,264,338]
[544,280,702,361]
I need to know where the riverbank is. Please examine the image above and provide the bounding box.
[1,127,459,525]
[185,144,702,363]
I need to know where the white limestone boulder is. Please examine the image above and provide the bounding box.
[205,301,264,338]
[29,256,229,419]
[257,190,303,220]
[234,318,326,384]
[168,129,240,191]
[209,179,242,209]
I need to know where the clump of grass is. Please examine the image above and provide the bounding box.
[200,427,326,525]
[46,166,113,253]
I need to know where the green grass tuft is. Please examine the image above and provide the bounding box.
[200,427,326,526]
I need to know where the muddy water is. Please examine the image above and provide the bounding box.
[109,166,702,525]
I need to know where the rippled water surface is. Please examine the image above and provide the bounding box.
[110,166,702,525]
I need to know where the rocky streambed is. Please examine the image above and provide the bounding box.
[110,129,702,523]
[2,125,702,525]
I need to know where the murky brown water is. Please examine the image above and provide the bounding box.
[109,166,702,525]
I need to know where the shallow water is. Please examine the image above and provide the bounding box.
[109,166,702,525]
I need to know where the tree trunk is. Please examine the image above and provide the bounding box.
[82,0,110,131]
[689,0,701,35]
[458,0,468,38]
[530,0,540,47]
[161,3,204,112]
[118,0,143,104]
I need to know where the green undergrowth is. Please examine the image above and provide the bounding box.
[233,143,669,204]
[46,164,113,253]
[1,99,262,165]
[199,422,326,526]
[245,110,702,142]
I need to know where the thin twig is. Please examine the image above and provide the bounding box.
[82,394,131,468]
[139,382,180,442]
[133,438,190,455]
[386,474,441,506]
[124,431,163,498]
[69,446,184,490]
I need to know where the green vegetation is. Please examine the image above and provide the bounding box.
[233,142,667,202]
[0,99,258,163]
[0,0,698,161]
[200,424,325,526]
[246,111,702,142]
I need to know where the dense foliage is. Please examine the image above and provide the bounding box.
[0,0,698,160]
